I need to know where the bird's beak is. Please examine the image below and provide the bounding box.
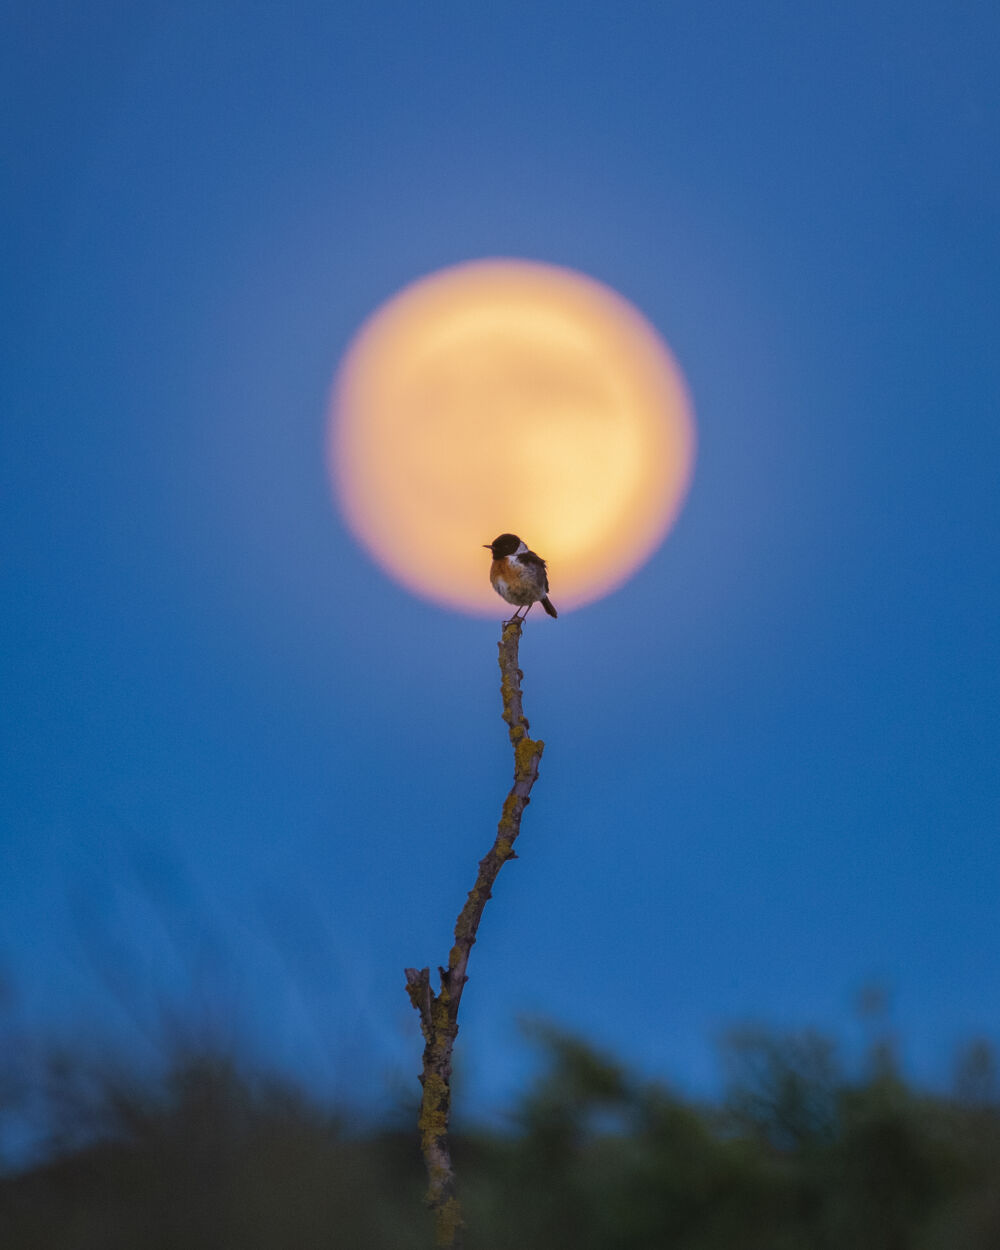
[482,544,491,549]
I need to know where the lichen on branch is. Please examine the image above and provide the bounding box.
[404,617,546,1247]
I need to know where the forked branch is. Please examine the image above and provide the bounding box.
[404,617,545,1247]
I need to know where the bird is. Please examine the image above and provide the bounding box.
[483,533,558,621]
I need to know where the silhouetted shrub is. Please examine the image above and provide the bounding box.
[3,1024,1000,1248]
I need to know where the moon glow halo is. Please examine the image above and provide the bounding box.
[329,259,695,615]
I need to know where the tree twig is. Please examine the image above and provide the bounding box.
[404,617,546,1247]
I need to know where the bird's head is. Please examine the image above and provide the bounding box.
[484,533,522,559]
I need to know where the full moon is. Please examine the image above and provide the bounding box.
[328,259,695,615]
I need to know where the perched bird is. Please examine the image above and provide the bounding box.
[484,533,558,621]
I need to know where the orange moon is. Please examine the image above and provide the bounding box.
[328,259,695,615]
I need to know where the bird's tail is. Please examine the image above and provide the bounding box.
[542,596,558,618]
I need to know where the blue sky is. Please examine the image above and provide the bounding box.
[2,1,999,1121]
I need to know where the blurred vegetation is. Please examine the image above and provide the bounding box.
[2,1021,1000,1248]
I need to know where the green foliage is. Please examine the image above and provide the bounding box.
[2,1026,1000,1249]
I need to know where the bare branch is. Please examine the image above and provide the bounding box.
[404,617,545,1247]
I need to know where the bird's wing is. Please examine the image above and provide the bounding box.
[519,551,549,591]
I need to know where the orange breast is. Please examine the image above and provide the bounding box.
[490,555,541,604]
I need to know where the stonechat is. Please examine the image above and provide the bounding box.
[483,534,558,620]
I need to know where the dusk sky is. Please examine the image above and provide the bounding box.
[3,2,999,1126]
